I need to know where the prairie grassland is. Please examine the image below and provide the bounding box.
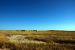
[0,30,75,50]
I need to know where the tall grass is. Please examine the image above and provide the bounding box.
[0,30,75,50]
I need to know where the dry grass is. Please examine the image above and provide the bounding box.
[0,30,75,50]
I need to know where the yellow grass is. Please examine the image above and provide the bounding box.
[0,30,75,50]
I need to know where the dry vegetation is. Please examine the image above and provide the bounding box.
[0,30,75,50]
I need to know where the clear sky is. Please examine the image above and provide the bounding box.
[0,0,75,30]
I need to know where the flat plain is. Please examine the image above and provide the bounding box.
[0,30,75,50]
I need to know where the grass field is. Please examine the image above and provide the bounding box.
[0,30,75,50]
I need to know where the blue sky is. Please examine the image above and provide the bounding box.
[0,0,75,30]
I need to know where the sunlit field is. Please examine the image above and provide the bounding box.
[0,30,75,50]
